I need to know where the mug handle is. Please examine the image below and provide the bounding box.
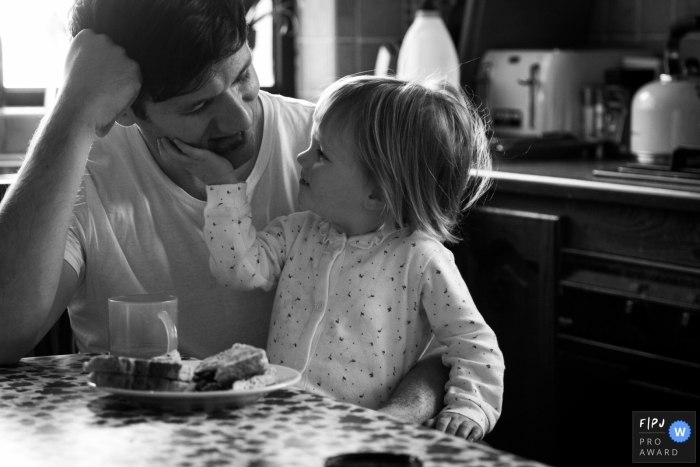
[157,310,179,353]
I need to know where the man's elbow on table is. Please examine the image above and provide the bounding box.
[0,332,35,366]
[0,303,52,365]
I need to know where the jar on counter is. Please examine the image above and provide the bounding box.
[581,85,605,142]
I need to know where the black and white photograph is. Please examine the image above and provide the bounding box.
[1,1,698,466]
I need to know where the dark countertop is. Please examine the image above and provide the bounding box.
[487,157,700,212]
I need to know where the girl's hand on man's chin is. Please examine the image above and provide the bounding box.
[158,137,238,185]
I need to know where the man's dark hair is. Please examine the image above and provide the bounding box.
[68,0,248,118]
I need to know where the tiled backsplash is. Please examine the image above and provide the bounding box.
[295,0,700,100]
[588,0,700,59]
[296,0,410,100]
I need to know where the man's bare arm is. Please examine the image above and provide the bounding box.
[0,30,141,364]
[376,352,449,424]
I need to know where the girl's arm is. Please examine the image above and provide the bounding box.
[158,137,292,291]
[419,250,505,436]
[204,184,291,291]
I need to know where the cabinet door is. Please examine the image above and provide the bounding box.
[450,206,559,465]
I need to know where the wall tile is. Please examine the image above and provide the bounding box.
[336,40,357,78]
[637,37,667,54]
[336,0,357,38]
[592,0,700,59]
[679,38,700,63]
[295,0,700,95]
[641,0,672,34]
[358,0,403,37]
[297,37,337,99]
[588,0,609,40]
[608,0,638,36]
[359,41,386,75]
[672,0,700,65]
[589,0,610,40]
[675,0,700,19]
[298,0,335,38]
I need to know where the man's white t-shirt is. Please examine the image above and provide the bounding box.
[63,91,315,358]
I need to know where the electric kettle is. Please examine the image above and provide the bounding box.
[630,16,700,165]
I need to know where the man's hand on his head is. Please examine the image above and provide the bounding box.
[60,29,142,137]
[159,138,238,186]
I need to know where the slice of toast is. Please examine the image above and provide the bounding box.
[231,367,277,391]
[194,343,270,390]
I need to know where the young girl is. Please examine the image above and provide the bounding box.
[160,75,504,441]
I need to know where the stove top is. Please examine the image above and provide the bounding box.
[592,147,700,188]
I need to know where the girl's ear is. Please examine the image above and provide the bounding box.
[364,191,385,211]
[115,107,138,127]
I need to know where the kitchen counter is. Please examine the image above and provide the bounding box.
[487,156,700,212]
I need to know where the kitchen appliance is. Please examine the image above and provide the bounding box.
[457,0,596,93]
[476,49,645,139]
[630,16,700,165]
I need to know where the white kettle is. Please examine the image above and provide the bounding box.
[630,16,700,165]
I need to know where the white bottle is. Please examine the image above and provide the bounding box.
[397,0,460,89]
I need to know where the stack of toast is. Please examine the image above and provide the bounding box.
[85,350,195,392]
[85,344,277,392]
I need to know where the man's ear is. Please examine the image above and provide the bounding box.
[115,107,138,127]
[364,191,385,211]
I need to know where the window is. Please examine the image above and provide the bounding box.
[0,0,73,105]
[247,0,296,97]
[0,0,296,106]
[248,0,275,89]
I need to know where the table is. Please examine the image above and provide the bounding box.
[0,354,549,467]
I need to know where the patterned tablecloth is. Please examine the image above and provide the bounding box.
[0,354,548,467]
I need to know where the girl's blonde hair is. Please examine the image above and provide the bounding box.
[314,74,492,244]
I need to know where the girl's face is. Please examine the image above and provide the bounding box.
[296,117,382,236]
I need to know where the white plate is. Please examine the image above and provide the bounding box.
[87,362,301,410]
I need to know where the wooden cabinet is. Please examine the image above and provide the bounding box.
[450,207,560,465]
[453,159,700,466]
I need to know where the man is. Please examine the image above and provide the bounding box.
[0,0,448,424]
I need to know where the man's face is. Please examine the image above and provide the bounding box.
[134,45,260,173]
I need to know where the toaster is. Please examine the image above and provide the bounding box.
[476,49,646,138]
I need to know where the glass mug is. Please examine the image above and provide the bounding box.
[108,294,178,359]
